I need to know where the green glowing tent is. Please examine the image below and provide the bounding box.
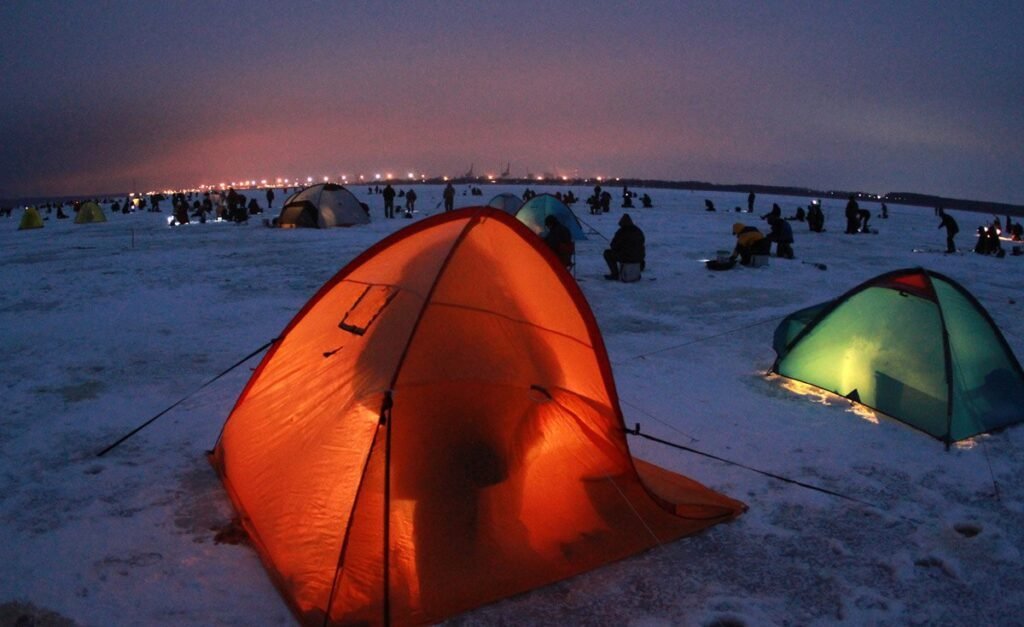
[772,268,1024,446]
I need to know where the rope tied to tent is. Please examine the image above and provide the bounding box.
[625,315,787,361]
[95,337,278,457]
[625,423,925,525]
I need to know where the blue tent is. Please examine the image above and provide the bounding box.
[487,192,524,215]
[515,194,587,241]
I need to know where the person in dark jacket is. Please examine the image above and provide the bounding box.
[766,216,794,259]
[807,201,825,232]
[382,184,396,218]
[603,214,646,280]
[543,215,574,269]
[443,182,456,212]
[265,188,275,209]
[844,195,860,234]
[938,209,959,253]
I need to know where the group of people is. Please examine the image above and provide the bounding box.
[380,184,417,219]
[539,210,646,282]
[844,196,874,234]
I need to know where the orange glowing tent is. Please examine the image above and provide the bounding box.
[211,207,744,625]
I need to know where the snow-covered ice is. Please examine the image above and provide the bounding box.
[1,185,1022,626]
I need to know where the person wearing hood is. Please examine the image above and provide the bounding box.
[766,215,794,259]
[730,222,771,265]
[543,214,574,269]
[603,214,646,280]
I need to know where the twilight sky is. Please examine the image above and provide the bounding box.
[2,1,1022,203]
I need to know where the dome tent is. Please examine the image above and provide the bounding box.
[515,193,587,241]
[212,207,743,625]
[772,267,1024,446]
[74,201,107,224]
[18,207,44,230]
[278,183,369,228]
[486,192,523,215]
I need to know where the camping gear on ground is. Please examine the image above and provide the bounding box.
[705,259,736,271]
[278,183,370,228]
[74,201,107,224]
[772,267,1024,445]
[515,193,587,241]
[212,207,744,625]
[18,207,44,230]
[619,262,643,282]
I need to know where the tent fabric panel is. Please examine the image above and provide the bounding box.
[516,194,587,241]
[399,214,604,402]
[772,301,831,357]
[777,287,949,438]
[487,192,524,215]
[215,221,467,618]
[381,383,739,625]
[871,270,936,301]
[279,202,320,228]
[633,458,748,520]
[325,422,389,626]
[216,394,381,618]
[933,278,1024,440]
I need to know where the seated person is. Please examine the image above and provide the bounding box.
[730,223,771,265]
[603,214,646,280]
[641,193,652,208]
[542,215,574,269]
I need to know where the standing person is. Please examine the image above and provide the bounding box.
[766,216,794,259]
[266,188,275,209]
[844,195,860,234]
[810,204,821,228]
[382,183,396,218]
[603,214,646,280]
[747,191,756,213]
[404,188,417,217]
[938,209,959,253]
[443,182,456,212]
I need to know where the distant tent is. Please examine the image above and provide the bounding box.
[278,183,369,228]
[515,193,587,240]
[772,268,1024,445]
[74,201,107,224]
[486,192,523,215]
[212,207,743,626]
[18,207,44,230]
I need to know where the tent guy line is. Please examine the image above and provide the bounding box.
[94,337,278,457]
[625,424,925,526]
[618,313,786,362]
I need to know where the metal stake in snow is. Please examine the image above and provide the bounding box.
[95,338,277,457]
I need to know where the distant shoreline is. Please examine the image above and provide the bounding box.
[3,178,1021,217]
